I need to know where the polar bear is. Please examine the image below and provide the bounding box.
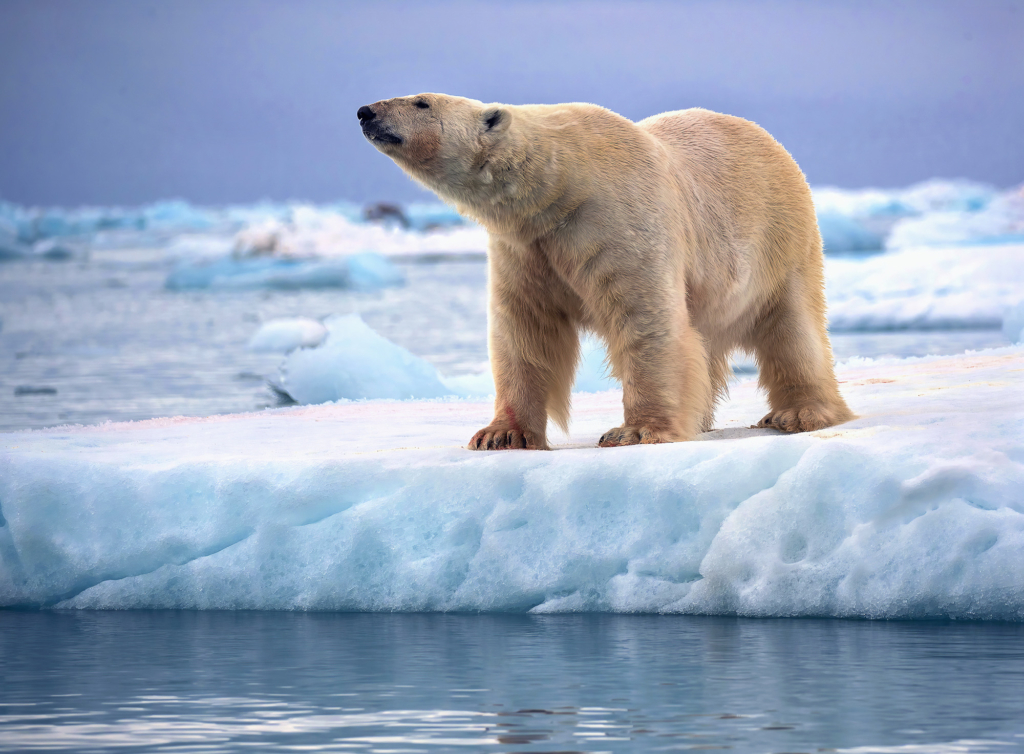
[358,94,853,450]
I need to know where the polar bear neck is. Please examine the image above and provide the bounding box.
[450,123,581,240]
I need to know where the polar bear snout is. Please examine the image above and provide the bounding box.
[359,103,404,146]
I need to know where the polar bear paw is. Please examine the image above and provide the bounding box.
[598,426,669,447]
[468,424,545,450]
[754,402,846,433]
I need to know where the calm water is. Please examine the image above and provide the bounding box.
[1,612,1022,753]
[0,255,1011,432]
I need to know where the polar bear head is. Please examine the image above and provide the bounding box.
[357,93,515,208]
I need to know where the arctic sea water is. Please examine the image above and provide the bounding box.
[2,182,1024,752]
[3,612,1023,753]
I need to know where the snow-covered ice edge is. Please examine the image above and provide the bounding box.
[1,347,1021,619]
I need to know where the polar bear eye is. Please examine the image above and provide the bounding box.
[415,100,430,109]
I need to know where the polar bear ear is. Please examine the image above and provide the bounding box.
[482,107,511,134]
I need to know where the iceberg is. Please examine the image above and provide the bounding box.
[1,346,1021,618]
[164,252,404,291]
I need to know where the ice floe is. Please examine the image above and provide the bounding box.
[1,346,1021,618]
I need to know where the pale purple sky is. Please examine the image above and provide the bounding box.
[1,0,1022,206]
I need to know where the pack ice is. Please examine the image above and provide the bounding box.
[1,347,1021,619]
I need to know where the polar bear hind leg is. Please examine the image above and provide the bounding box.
[748,266,854,433]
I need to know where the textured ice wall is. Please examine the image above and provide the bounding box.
[1,348,1021,618]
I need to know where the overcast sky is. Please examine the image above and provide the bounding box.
[1,0,1022,206]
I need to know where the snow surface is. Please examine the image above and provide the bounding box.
[1,347,1021,619]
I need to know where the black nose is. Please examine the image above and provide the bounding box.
[357,105,375,124]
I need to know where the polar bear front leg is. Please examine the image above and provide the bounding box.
[599,309,713,447]
[468,249,581,451]
[467,317,577,451]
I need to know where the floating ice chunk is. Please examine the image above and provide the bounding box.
[825,244,1024,331]
[248,319,329,353]
[280,314,450,402]
[164,252,403,291]
[1003,301,1024,344]
[0,347,1021,617]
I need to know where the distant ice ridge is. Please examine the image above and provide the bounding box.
[3,179,1021,266]
[1,347,1021,618]
[810,179,1024,253]
[276,314,616,403]
[825,243,1024,331]
[886,187,1024,249]
[165,252,404,291]
[227,206,488,262]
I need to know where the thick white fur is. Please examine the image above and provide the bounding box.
[360,94,854,450]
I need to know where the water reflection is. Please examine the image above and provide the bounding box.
[1,613,1021,752]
